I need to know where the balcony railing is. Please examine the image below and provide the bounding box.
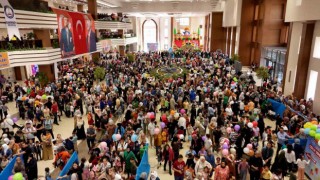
[0,40,44,52]
[3,0,53,14]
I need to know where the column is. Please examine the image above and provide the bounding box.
[54,62,59,82]
[88,0,98,20]
[34,30,51,47]
[293,22,315,99]
[77,4,84,12]
[210,12,226,52]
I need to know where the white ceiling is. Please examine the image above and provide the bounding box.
[55,0,223,17]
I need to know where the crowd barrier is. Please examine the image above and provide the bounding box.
[0,156,17,179]
[56,151,79,180]
[136,146,150,180]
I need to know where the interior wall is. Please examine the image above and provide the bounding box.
[283,22,303,96]
[306,21,320,113]
[285,0,320,22]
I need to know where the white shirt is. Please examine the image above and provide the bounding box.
[281,149,296,163]
[148,122,155,135]
[225,107,233,116]
[295,159,310,168]
[178,117,186,129]
[204,139,212,150]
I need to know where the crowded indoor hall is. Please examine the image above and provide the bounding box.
[0,0,318,180]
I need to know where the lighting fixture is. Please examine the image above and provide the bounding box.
[97,0,118,8]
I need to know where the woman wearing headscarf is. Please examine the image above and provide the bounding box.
[124,147,137,178]
[150,171,160,180]
[75,116,86,140]
[1,143,12,159]
[214,159,230,180]
[26,154,38,180]
[58,162,83,180]
[41,130,53,160]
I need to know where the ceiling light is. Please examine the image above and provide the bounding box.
[97,0,118,8]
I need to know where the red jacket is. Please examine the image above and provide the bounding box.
[168,147,174,161]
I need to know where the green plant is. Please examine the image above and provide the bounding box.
[35,72,49,87]
[94,67,106,81]
[231,54,239,62]
[93,57,100,64]
[127,53,135,63]
[256,67,270,80]
[27,32,35,40]
[52,40,59,48]
[7,42,14,51]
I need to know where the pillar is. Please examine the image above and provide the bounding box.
[54,62,59,82]
[34,29,51,48]
[77,4,84,12]
[88,0,98,20]
[293,22,315,99]
[210,12,226,52]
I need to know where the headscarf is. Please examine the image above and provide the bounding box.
[150,171,159,180]
[2,144,9,155]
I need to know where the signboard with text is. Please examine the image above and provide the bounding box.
[304,137,320,180]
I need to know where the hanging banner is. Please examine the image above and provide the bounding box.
[147,43,158,52]
[53,8,97,58]
[101,39,112,53]
[83,14,97,53]
[304,137,320,180]
[0,52,10,68]
[0,0,20,40]
[53,8,75,58]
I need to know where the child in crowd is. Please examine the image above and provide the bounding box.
[261,165,272,180]
[238,157,249,180]
[187,124,194,142]
[70,103,74,117]
[295,155,310,180]
[35,141,42,160]
[65,103,71,117]
[45,167,52,180]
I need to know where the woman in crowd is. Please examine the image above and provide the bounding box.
[41,130,53,160]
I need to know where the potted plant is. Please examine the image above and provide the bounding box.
[93,57,100,65]
[94,67,106,82]
[27,32,35,40]
[127,53,135,63]
[232,54,242,73]
[256,66,270,85]
[35,72,49,88]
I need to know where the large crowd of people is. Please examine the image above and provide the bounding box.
[0,49,315,180]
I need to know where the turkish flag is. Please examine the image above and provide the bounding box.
[68,11,87,55]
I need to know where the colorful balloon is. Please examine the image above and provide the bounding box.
[180,109,186,114]
[315,133,320,140]
[234,125,240,132]
[112,134,117,141]
[243,147,249,154]
[154,128,160,135]
[179,134,184,140]
[222,143,229,149]
[115,134,121,141]
[12,117,18,123]
[174,113,179,118]
[226,127,232,133]
[311,125,317,131]
[247,143,253,149]
[247,122,253,128]
[160,122,166,129]
[304,128,310,135]
[252,121,258,128]
[222,149,229,156]
[202,136,207,141]
[309,130,316,137]
[131,134,138,142]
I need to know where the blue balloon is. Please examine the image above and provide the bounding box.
[304,128,311,135]
[317,129,320,134]
[131,134,138,142]
[112,134,117,141]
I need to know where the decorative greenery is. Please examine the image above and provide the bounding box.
[127,53,135,63]
[256,67,270,80]
[174,28,177,35]
[35,72,49,87]
[0,47,45,52]
[52,40,59,48]
[231,54,239,61]
[27,32,35,40]
[94,67,106,81]
[150,65,188,81]
[93,57,100,64]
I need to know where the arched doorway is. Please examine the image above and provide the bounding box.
[142,19,157,52]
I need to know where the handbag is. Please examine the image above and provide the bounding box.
[55,154,64,167]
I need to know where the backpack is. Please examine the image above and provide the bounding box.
[55,153,64,167]
[64,139,74,150]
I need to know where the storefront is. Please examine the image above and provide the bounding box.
[261,47,286,86]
